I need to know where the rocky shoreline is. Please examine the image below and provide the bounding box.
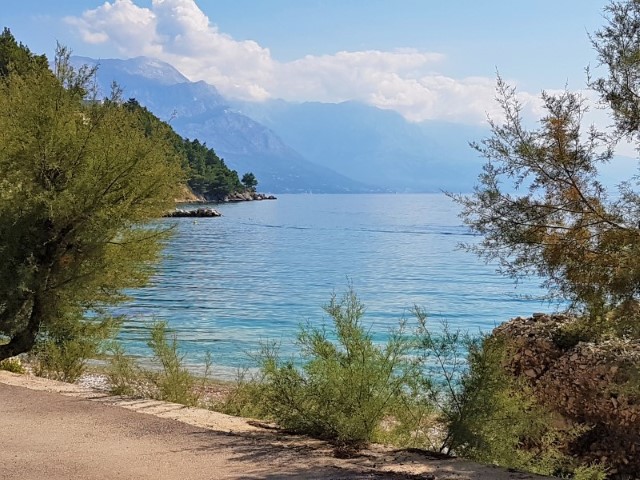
[164,208,222,218]
[168,190,277,217]
[223,191,277,202]
[174,187,277,204]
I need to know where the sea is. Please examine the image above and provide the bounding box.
[114,193,555,378]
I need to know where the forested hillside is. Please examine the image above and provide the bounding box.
[122,98,246,201]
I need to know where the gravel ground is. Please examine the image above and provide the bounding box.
[0,371,553,480]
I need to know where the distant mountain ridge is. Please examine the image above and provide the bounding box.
[72,56,377,193]
[71,55,486,193]
[236,99,487,191]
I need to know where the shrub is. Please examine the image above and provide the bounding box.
[552,319,599,350]
[32,313,118,383]
[106,321,211,406]
[106,342,143,397]
[253,288,424,447]
[0,356,25,374]
[438,334,559,472]
[215,369,271,419]
[418,319,605,477]
[572,464,608,480]
[146,321,212,406]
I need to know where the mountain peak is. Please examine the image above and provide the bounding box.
[71,55,190,86]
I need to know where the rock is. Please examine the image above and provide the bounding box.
[492,314,640,476]
[163,208,222,218]
[223,191,277,202]
[174,184,206,203]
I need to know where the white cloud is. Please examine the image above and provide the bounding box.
[66,0,159,53]
[66,0,540,124]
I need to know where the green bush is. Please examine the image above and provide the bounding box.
[106,342,143,397]
[0,356,25,374]
[32,313,118,383]
[439,335,558,471]
[215,369,272,419]
[146,321,209,406]
[552,321,597,350]
[254,289,423,447]
[418,321,604,477]
[572,464,608,480]
[106,321,211,406]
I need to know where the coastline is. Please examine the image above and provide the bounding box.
[174,187,276,204]
[169,188,276,217]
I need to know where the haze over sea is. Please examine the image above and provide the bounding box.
[116,193,553,377]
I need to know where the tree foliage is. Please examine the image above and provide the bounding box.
[589,0,640,142]
[181,138,244,200]
[452,80,640,313]
[453,0,640,321]
[122,98,246,200]
[0,43,183,360]
[0,27,48,78]
[241,172,258,192]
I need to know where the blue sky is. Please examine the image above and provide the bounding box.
[1,0,611,124]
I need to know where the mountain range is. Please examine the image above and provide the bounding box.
[72,55,487,193]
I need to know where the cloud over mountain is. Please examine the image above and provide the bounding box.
[66,0,542,124]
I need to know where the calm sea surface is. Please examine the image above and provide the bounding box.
[115,193,552,377]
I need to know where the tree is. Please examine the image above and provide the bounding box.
[589,0,640,143]
[122,99,246,201]
[241,172,258,192]
[453,1,640,322]
[0,27,48,78]
[452,76,640,317]
[0,47,183,360]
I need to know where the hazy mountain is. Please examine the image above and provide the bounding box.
[71,56,377,193]
[74,55,190,88]
[235,100,488,192]
[72,55,492,193]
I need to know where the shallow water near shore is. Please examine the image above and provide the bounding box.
[114,193,553,378]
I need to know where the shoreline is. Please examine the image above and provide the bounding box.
[175,190,277,204]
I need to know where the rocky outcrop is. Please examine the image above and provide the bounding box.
[223,191,277,202]
[174,184,276,205]
[493,314,640,477]
[164,208,222,218]
[174,184,206,203]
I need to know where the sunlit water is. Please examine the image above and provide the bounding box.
[113,193,553,378]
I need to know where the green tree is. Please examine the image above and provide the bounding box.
[589,0,640,142]
[122,99,246,201]
[0,47,183,360]
[0,27,48,78]
[241,172,258,192]
[452,80,632,313]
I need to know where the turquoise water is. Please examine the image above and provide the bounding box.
[115,193,551,377]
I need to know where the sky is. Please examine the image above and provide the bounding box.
[0,0,614,126]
